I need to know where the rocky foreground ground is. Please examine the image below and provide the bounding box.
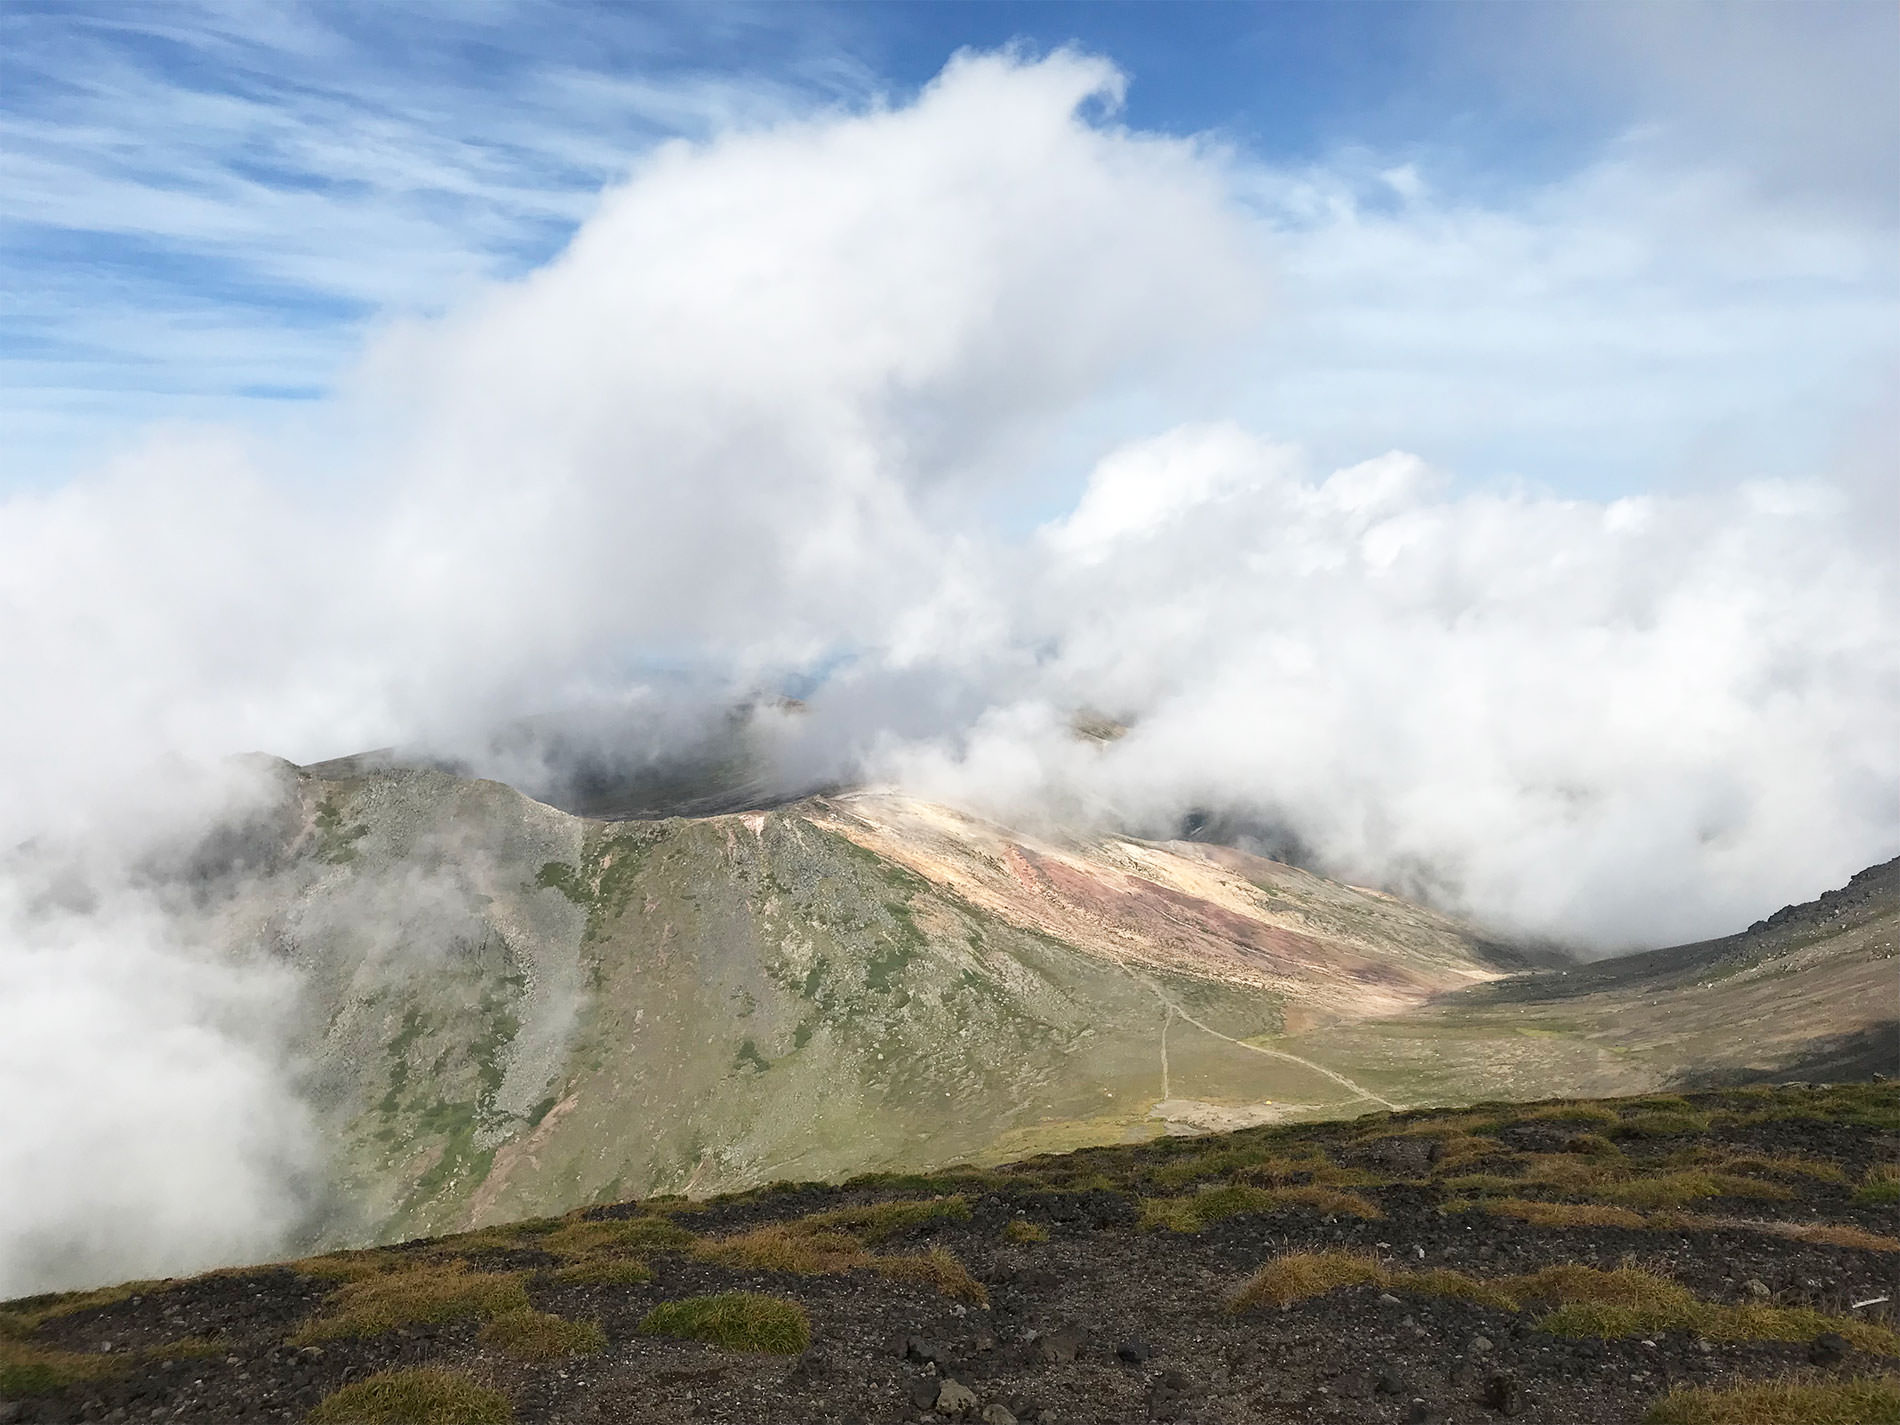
[4,1083,1898,1425]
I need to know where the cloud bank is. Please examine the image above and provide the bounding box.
[0,48,1894,1293]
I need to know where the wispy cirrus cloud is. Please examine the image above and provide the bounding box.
[1,0,872,482]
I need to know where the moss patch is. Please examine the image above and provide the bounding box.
[1644,1375,1900,1425]
[1142,1182,1380,1232]
[0,1338,118,1396]
[549,1257,654,1287]
[1854,1164,1900,1206]
[638,1292,811,1354]
[292,1264,529,1343]
[308,1369,511,1425]
[1228,1253,1900,1354]
[1483,1198,1648,1230]
[791,1195,970,1245]
[478,1310,606,1361]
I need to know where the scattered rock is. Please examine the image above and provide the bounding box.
[909,1377,943,1409]
[1467,1335,1495,1355]
[1349,1135,1441,1175]
[1809,1331,1850,1366]
[936,1378,979,1416]
[907,1336,952,1367]
[1116,1339,1153,1364]
[1482,1372,1526,1416]
[979,1408,1017,1425]
[1035,1325,1088,1364]
[1744,1279,1771,1298]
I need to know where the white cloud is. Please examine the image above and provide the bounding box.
[895,427,1899,949]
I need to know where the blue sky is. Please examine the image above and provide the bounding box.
[3,1,1895,496]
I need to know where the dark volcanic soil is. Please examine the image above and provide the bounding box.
[3,1083,1897,1425]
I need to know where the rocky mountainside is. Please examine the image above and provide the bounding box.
[3,1083,1897,1424]
[163,749,1895,1268]
[200,758,1517,1254]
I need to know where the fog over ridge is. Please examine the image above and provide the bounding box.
[0,47,1894,1296]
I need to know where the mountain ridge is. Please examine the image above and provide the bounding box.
[161,754,1895,1273]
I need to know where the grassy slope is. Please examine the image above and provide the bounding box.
[1270,858,1899,1107]
[218,765,1893,1259]
[4,1083,1896,1424]
[243,770,1407,1251]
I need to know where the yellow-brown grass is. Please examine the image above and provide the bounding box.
[539,1216,697,1260]
[1597,1172,1796,1209]
[477,1310,606,1361]
[547,1258,654,1286]
[1141,1183,1381,1233]
[307,1368,511,1424]
[289,1248,409,1283]
[1228,1250,1383,1310]
[1682,1151,1848,1185]
[0,1337,119,1395]
[873,1247,990,1306]
[1484,1198,1647,1230]
[1227,1254,1900,1354]
[291,1263,529,1343]
[1854,1164,1900,1206]
[788,1196,970,1245]
[690,1220,985,1303]
[1519,1103,1621,1128]
[1644,1375,1900,1425]
[693,1226,868,1275]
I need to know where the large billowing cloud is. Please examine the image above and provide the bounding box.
[880,426,1897,948]
[0,47,1894,1293]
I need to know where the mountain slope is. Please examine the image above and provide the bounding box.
[212,761,1505,1252]
[1267,856,1899,1107]
[205,760,1893,1260]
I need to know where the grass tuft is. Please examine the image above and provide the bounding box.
[1519,1104,1620,1128]
[1854,1164,1900,1206]
[0,1339,118,1396]
[693,1226,868,1275]
[1484,1198,1647,1230]
[478,1310,606,1361]
[1597,1172,1795,1209]
[1227,1253,1900,1354]
[292,1263,529,1343]
[1142,1182,1380,1233]
[1228,1250,1383,1311]
[1779,1223,1900,1253]
[1643,1375,1900,1425]
[873,1247,989,1306]
[1003,1219,1049,1243]
[1610,1110,1710,1140]
[790,1195,970,1245]
[638,1292,810,1354]
[548,1257,654,1286]
[540,1216,697,1259]
[307,1368,511,1425]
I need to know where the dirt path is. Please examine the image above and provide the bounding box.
[1132,971,1401,1111]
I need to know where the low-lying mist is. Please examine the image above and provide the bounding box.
[0,49,1893,1296]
